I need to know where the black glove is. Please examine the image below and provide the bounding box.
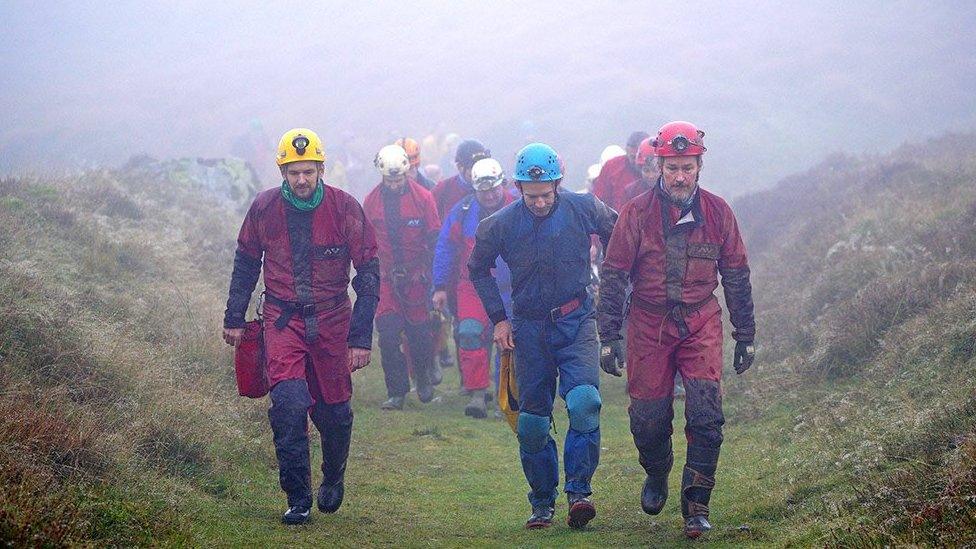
[600,339,626,377]
[733,340,755,375]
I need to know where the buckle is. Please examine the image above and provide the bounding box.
[548,306,562,322]
[302,303,316,317]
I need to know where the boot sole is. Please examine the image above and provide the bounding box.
[567,501,596,529]
[525,520,552,529]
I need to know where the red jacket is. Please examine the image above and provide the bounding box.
[593,155,639,212]
[431,174,473,220]
[236,186,377,304]
[600,185,755,342]
[622,176,654,206]
[363,178,441,320]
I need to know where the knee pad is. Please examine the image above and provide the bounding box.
[270,379,313,412]
[517,412,550,453]
[566,384,601,433]
[456,318,486,351]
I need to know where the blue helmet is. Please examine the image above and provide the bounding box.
[514,142,562,182]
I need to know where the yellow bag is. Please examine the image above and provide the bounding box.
[498,350,519,433]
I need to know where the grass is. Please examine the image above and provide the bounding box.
[3,134,976,545]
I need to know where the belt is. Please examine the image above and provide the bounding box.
[630,294,716,341]
[264,292,349,332]
[520,295,584,322]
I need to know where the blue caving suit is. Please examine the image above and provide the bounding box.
[467,190,617,508]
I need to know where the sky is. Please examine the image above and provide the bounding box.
[1,1,975,197]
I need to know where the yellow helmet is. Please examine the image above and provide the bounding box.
[276,128,326,166]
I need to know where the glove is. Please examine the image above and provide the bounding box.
[732,340,755,375]
[600,339,626,377]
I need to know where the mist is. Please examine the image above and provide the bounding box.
[2,1,974,198]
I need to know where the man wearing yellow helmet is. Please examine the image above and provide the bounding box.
[222,128,380,525]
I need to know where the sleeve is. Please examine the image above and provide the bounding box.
[586,193,618,249]
[223,202,264,329]
[345,197,381,349]
[467,215,508,324]
[432,208,457,290]
[718,205,755,342]
[597,201,640,342]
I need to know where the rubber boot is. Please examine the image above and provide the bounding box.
[268,380,313,511]
[311,401,353,514]
[641,452,673,515]
[681,445,719,539]
[464,389,488,418]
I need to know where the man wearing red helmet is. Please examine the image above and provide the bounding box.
[597,121,755,538]
[620,137,660,205]
[592,131,649,211]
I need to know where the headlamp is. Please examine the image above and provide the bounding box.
[526,166,546,180]
[670,134,690,153]
[292,135,310,155]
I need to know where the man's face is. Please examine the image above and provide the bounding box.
[458,163,474,184]
[639,161,659,184]
[283,161,323,200]
[660,155,701,203]
[475,185,505,210]
[626,146,639,168]
[382,172,407,191]
[519,181,557,217]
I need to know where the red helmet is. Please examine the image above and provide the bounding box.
[653,121,706,157]
[634,137,656,167]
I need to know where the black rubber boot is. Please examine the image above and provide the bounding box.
[681,445,719,539]
[268,380,313,511]
[311,401,353,514]
[640,452,673,515]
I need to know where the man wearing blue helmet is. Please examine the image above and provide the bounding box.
[468,143,617,530]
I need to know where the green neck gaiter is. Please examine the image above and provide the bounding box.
[281,180,324,211]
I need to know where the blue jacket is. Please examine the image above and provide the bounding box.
[433,195,512,295]
[467,190,617,323]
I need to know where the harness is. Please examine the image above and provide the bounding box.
[382,184,431,323]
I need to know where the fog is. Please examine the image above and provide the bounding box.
[2,1,974,198]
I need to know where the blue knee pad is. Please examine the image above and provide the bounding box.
[456,318,486,350]
[566,384,601,433]
[517,412,551,453]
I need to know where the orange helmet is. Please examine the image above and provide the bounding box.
[394,137,421,168]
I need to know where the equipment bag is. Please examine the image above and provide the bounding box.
[234,320,269,398]
[498,350,519,433]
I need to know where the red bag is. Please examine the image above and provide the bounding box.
[234,320,269,398]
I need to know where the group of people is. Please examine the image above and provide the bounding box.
[222,121,756,539]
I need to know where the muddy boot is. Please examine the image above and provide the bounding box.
[312,401,352,514]
[566,493,596,529]
[525,505,554,529]
[464,389,488,418]
[641,452,673,515]
[681,446,719,539]
[417,384,435,403]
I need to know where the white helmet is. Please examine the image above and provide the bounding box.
[374,144,410,177]
[586,163,601,182]
[470,158,504,191]
[599,145,626,166]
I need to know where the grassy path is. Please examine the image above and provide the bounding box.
[178,360,805,548]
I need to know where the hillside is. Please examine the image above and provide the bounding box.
[1,134,975,546]
[726,133,976,545]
